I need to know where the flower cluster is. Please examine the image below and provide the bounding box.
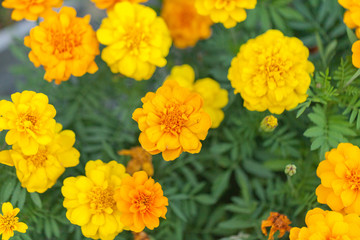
[90,0,148,10]
[161,0,213,48]
[1,0,63,21]
[118,146,154,176]
[0,202,28,240]
[290,208,360,240]
[166,64,228,128]
[228,30,315,114]
[132,80,212,161]
[62,162,168,238]
[195,0,257,28]
[24,7,99,84]
[316,143,360,214]
[0,91,79,193]
[97,2,172,81]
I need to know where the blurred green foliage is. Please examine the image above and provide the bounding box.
[1,0,360,239]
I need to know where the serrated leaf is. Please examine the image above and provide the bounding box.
[194,194,216,205]
[303,126,324,138]
[30,193,42,208]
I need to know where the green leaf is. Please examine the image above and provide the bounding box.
[346,27,358,44]
[194,194,216,205]
[218,218,256,230]
[169,202,187,222]
[212,170,232,199]
[30,193,42,208]
[303,126,324,138]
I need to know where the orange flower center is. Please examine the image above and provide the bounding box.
[346,169,360,191]
[88,187,115,213]
[50,28,81,59]
[261,53,289,89]
[0,214,18,231]
[133,191,154,213]
[160,103,188,134]
[125,24,149,55]
[26,149,48,167]
[215,0,235,8]
[17,112,38,132]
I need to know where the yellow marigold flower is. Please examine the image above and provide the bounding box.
[0,202,28,240]
[2,0,62,21]
[161,0,213,49]
[260,115,278,132]
[0,91,56,155]
[118,146,154,176]
[261,212,291,240]
[228,30,315,114]
[166,64,228,128]
[290,208,360,240]
[61,160,129,240]
[195,0,257,28]
[132,80,212,161]
[24,7,99,84]
[96,2,172,81]
[114,171,168,232]
[315,142,360,214]
[0,124,80,193]
[90,0,148,10]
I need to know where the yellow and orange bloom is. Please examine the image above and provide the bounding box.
[0,202,28,240]
[228,30,314,114]
[24,7,99,84]
[62,160,128,240]
[114,171,168,232]
[96,2,172,81]
[352,40,360,68]
[195,0,257,28]
[290,208,360,240]
[90,0,148,10]
[0,91,56,155]
[2,0,62,21]
[166,64,228,128]
[132,80,212,161]
[161,0,213,49]
[316,143,360,214]
[261,212,291,240]
[118,146,154,176]
[0,124,80,193]
[338,0,360,37]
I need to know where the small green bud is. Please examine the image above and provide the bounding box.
[285,164,296,176]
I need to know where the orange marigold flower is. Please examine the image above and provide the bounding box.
[195,0,257,28]
[338,0,360,37]
[2,0,62,21]
[290,208,360,240]
[316,142,360,214]
[24,7,99,84]
[261,212,291,240]
[161,0,213,49]
[0,123,80,193]
[352,41,360,68]
[0,202,28,240]
[61,160,129,240]
[0,91,56,155]
[132,80,212,161]
[114,171,168,232]
[90,0,148,10]
[118,146,154,176]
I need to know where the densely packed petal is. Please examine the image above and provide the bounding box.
[97,2,172,80]
[161,0,213,48]
[24,7,99,84]
[228,30,314,114]
[0,202,28,240]
[61,160,128,240]
[90,0,148,10]
[114,171,168,232]
[132,80,212,161]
